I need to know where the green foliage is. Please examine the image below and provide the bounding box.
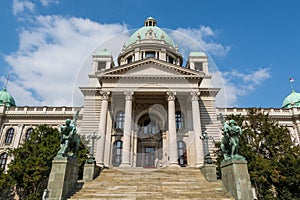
[77,141,88,180]
[217,108,300,200]
[1,124,88,199]
[7,125,60,199]
[0,168,14,199]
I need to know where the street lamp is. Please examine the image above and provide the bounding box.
[200,130,214,164]
[81,132,101,164]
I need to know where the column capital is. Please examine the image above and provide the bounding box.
[191,91,200,101]
[167,91,176,101]
[100,91,110,100]
[124,91,134,101]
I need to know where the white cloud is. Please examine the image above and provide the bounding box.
[12,0,35,15]
[40,0,59,7]
[170,27,230,57]
[4,14,269,108]
[5,15,128,106]
[212,68,271,107]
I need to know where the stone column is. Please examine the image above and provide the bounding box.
[191,91,204,167]
[120,92,133,167]
[95,91,110,166]
[167,91,179,167]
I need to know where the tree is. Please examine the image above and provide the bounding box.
[0,168,14,199]
[3,124,87,200]
[217,108,300,200]
[7,125,60,200]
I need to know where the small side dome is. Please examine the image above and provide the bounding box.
[282,90,300,108]
[0,88,16,107]
[94,49,112,56]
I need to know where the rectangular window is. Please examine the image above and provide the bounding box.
[168,56,174,64]
[194,62,203,71]
[145,51,155,58]
[97,61,106,71]
[127,56,132,63]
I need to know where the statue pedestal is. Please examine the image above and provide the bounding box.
[221,159,253,200]
[47,157,79,200]
[83,162,101,182]
[200,164,217,182]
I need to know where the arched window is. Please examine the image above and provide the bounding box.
[0,153,8,170]
[25,128,34,140]
[177,141,187,167]
[175,111,184,129]
[5,128,14,144]
[142,119,157,134]
[112,140,122,167]
[115,111,125,129]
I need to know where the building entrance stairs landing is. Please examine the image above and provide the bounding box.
[68,167,234,200]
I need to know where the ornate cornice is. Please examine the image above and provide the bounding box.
[79,87,102,96]
[97,58,205,80]
[200,88,220,97]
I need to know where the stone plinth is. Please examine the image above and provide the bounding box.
[200,164,217,182]
[47,157,79,200]
[221,159,253,200]
[83,163,101,182]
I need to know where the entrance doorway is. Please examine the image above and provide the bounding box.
[136,113,163,167]
[144,147,155,168]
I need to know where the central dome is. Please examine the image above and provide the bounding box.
[118,17,182,66]
[124,17,176,49]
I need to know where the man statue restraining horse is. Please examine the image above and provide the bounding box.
[220,114,244,160]
[57,110,80,158]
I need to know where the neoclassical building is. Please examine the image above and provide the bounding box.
[1,17,300,170]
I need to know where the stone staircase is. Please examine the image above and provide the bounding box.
[68,167,234,200]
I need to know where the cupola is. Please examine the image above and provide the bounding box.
[144,17,157,27]
[92,49,114,73]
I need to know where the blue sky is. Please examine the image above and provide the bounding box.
[0,0,299,108]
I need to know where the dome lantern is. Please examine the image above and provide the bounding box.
[144,17,157,27]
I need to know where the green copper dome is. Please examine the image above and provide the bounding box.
[124,17,176,49]
[282,90,300,108]
[0,88,16,107]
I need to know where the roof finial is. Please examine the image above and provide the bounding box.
[4,73,11,91]
[289,77,295,92]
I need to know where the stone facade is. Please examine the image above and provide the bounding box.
[0,18,299,171]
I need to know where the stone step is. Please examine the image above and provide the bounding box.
[68,167,234,200]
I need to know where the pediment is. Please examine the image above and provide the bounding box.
[98,58,204,79]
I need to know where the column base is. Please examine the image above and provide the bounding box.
[119,163,131,168]
[168,163,180,168]
[96,161,104,168]
[195,162,204,168]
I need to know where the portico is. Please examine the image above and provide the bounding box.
[80,17,221,168]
